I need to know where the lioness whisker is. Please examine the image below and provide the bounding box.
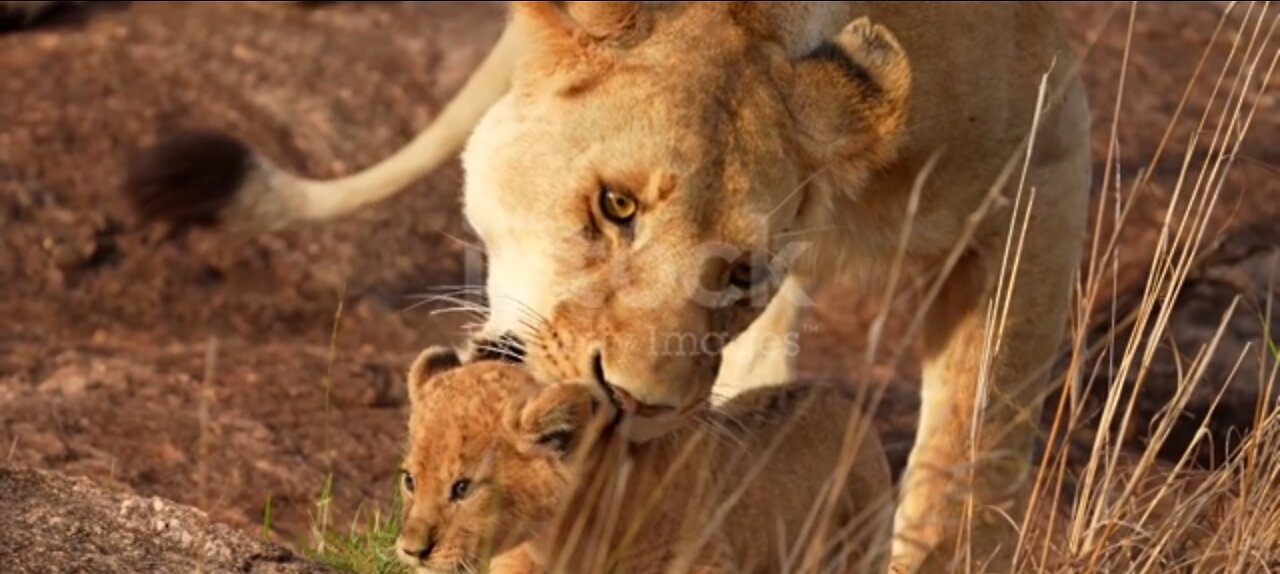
[772,225,844,239]
[441,231,486,253]
[401,292,488,309]
[472,343,527,364]
[694,411,748,451]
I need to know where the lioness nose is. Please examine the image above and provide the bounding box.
[608,384,677,417]
[592,352,677,417]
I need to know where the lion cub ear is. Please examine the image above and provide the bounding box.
[406,345,463,407]
[788,17,912,174]
[509,383,603,458]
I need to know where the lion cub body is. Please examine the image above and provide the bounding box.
[397,351,892,574]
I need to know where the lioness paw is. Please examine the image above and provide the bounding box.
[833,17,909,97]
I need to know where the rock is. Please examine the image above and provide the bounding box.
[0,465,338,574]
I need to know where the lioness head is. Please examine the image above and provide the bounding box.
[463,2,911,436]
[396,345,604,573]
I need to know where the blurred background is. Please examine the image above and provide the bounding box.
[0,0,1275,560]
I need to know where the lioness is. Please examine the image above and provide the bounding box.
[397,345,893,573]
[126,3,1091,571]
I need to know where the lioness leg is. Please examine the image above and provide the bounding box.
[712,274,816,403]
[891,256,1060,572]
[891,158,1088,571]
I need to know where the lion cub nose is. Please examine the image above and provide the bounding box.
[401,534,438,562]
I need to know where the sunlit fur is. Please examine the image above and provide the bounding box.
[459,5,1091,570]
[397,350,573,574]
[463,5,915,437]
[127,2,1091,570]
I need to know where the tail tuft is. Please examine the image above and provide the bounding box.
[0,1,68,32]
[123,130,252,229]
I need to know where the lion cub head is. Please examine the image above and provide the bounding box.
[395,345,604,573]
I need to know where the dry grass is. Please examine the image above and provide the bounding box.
[309,2,1279,573]
[1016,2,1280,572]
[899,2,1279,571]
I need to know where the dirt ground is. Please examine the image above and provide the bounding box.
[1,1,1276,552]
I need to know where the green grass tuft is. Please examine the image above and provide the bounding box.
[262,494,275,541]
[307,482,409,574]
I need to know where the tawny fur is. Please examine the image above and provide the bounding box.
[397,346,894,574]
[126,3,1092,571]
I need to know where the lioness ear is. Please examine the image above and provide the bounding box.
[510,1,651,94]
[512,383,600,458]
[406,346,462,407]
[561,1,651,43]
[789,17,912,174]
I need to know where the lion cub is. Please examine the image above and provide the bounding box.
[396,346,893,574]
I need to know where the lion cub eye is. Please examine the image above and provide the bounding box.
[599,185,638,225]
[450,478,472,502]
[537,429,575,455]
[402,471,416,494]
[728,261,772,291]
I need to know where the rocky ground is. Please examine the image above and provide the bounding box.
[0,464,335,574]
[0,0,1276,562]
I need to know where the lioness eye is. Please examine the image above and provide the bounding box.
[402,471,416,493]
[599,186,637,225]
[450,478,472,502]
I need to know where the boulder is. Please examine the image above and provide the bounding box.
[0,465,337,574]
